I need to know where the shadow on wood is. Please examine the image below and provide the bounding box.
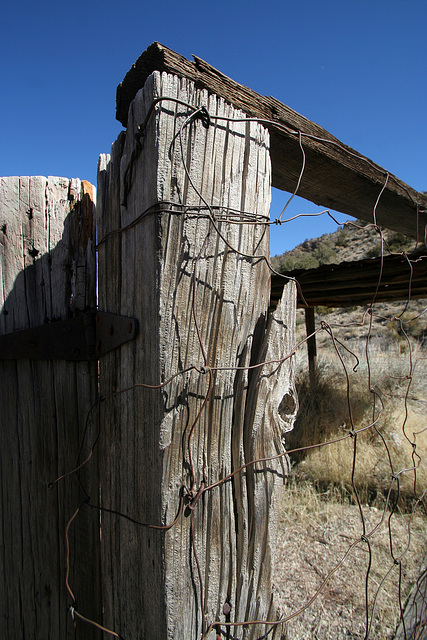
[0,176,100,639]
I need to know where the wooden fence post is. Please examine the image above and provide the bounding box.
[97,71,297,639]
[305,307,318,385]
[0,177,100,638]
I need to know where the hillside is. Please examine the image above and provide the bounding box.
[271,219,419,273]
[271,220,427,345]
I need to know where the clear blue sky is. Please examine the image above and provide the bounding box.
[1,0,425,255]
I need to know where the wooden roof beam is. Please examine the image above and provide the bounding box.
[270,251,427,309]
[116,42,427,240]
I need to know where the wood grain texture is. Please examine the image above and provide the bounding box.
[0,177,100,639]
[116,42,427,240]
[98,72,297,639]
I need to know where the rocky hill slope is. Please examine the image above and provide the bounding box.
[271,220,426,345]
[271,219,418,273]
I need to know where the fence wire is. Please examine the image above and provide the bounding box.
[53,97,427,640]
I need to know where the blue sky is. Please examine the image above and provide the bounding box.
[1,0,425,255]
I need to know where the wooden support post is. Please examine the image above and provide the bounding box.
[0,177,100,638]
[305,307,318,386]
[97,71,298,639]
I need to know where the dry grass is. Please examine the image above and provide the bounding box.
[272,222,427,638]
[286,339,427,510]
[273,322,427,639]
[274,480,426,639]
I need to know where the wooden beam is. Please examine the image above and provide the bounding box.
[99,70,297,639]
[271,250,427,308]
[116,42,427,240]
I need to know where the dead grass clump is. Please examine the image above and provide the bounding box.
[286,358,371,459]
[287,343,427,510]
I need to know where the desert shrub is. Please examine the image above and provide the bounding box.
[278,252,319,272]
[405,316,426,342]
[275,239,339,274]
[295,310,306,326]
[363,231,414,259]
[315,305,333,316]
[386,231,413,253]
[270,255,281,271]
[335,229,349,247]
[313,238,337,264]
[355,218,370,227]
[367,243,382,258]
[386,313,427,343]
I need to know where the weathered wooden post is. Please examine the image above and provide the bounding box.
[97,51,298,640]
[305,307,318,385]
[0,177,100,638]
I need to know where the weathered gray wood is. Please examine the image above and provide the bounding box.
[97,72,297,639]
[115,43,427,241]
[0,177,100,638]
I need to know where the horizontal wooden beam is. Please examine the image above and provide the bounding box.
[116,42,427,239]
[271,251,427,308]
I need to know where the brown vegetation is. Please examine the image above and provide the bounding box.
[272,221,427,639]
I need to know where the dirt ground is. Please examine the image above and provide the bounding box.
[273,499,426,640]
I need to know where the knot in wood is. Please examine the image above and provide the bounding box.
[278,392,296,419]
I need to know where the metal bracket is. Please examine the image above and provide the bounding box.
[0,312,138,361]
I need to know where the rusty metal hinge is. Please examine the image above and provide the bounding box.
[0,312,138,361]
